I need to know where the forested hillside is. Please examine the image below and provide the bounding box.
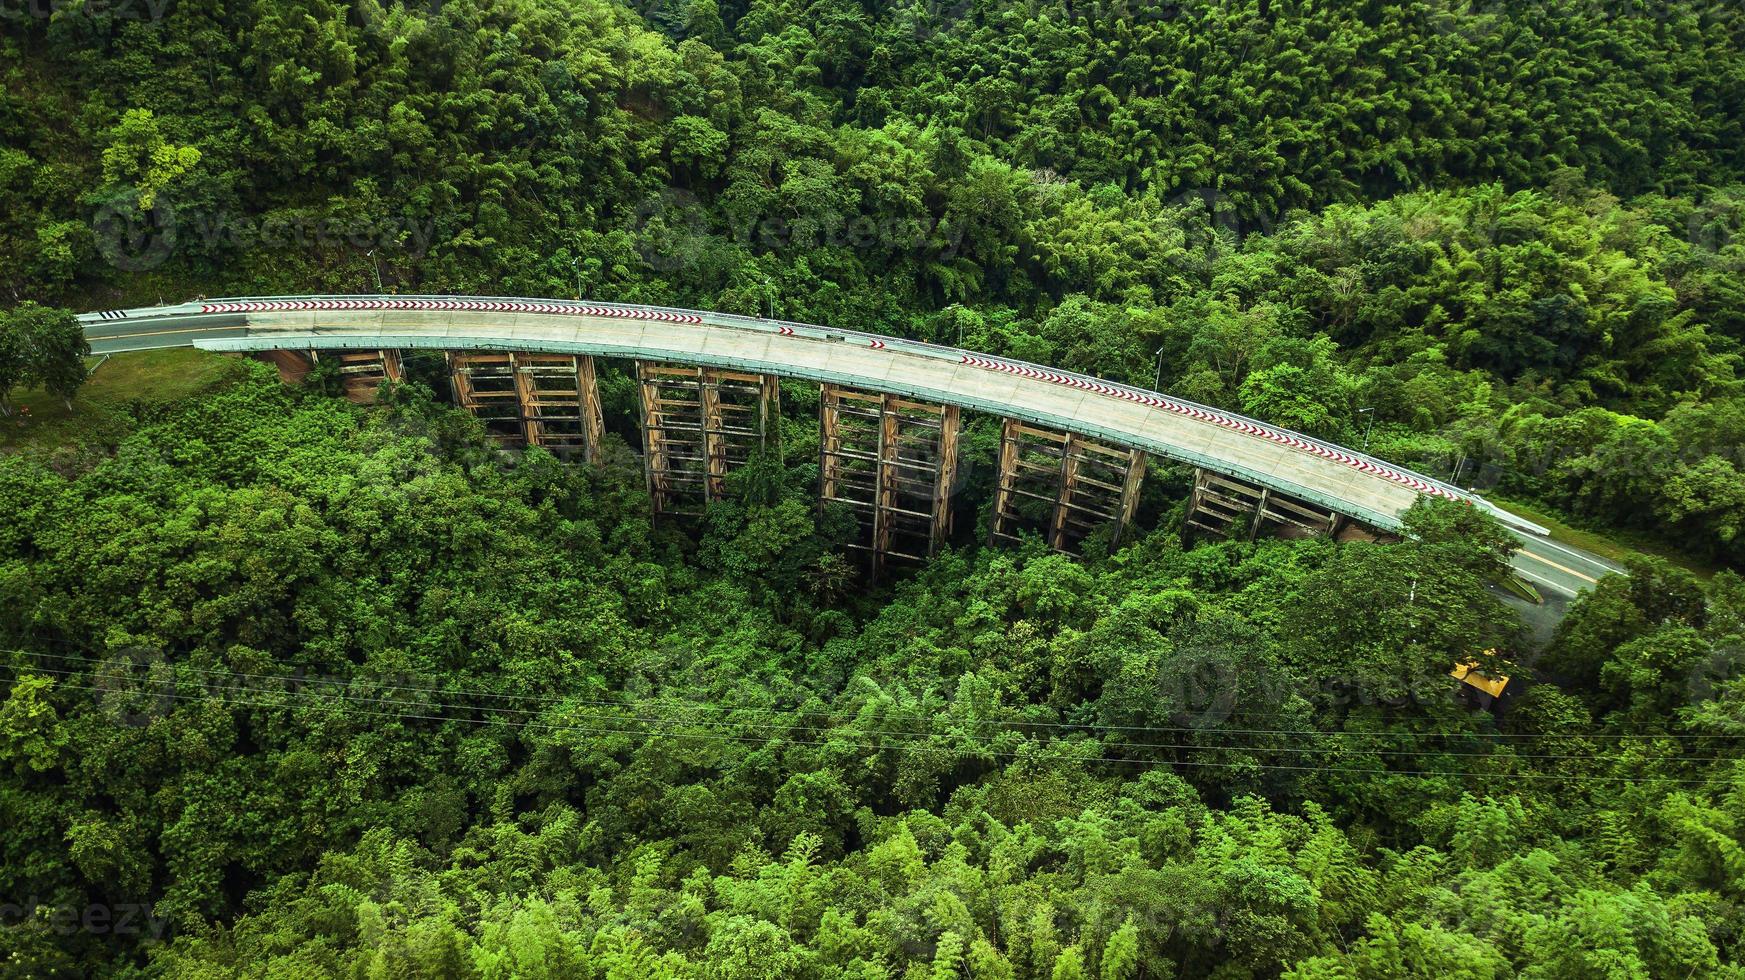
[3,0,1745,976]
[5,0,1744,561]
[3,370,1743,976]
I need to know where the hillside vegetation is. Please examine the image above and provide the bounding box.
[5,0,1744,563]
[2,0,1744,976]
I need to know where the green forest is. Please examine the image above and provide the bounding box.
[3,0,1745,976]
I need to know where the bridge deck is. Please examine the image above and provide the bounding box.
[77,295,1540,534]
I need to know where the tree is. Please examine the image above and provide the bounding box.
[97,109,202,211]
[0,675,65,776]
[18,304,89,409]
[0,314,26,417]
[0,303,88,413]
[1398,497,1520,586]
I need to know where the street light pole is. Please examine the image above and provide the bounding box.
[1153,346,1167,392]
[1358,407,1375,451]
[571,258,582,300]
[365,249,383,292]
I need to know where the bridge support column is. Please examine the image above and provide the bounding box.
[1258,492,1339,539]
[449,352,523,444]
[513,354,606,463]
[449,352,606,461]
[259,350,318,386]
[819,385,959,578]
[989,420,1146,553]
[639,363,780,515]
[578,355,608,464]
[1186,469,1340,541]
[337,350,402,404]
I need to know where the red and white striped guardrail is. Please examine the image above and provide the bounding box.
[200,298,703,324]
[959,354,1460,501]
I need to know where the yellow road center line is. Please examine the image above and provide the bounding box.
[1515,548,1600,583]
[91,325,226,341]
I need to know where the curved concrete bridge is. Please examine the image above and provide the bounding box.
[79,295,1574,580]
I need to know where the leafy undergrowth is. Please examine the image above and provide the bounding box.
[3,376,1742,976]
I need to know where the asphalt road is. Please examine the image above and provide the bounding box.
[83,315,246,354]
[1509,532,1625,599]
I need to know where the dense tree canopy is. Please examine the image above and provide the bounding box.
[3,0,1744,974]
[5,0,1743,558]
[0,369,1741,975]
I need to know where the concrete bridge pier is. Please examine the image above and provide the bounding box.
[335,350,402,403]
[513,354,606,463]
[258,349,318,386]
[989,419,1147,553]
[639,363,780,516]
[256,349,401,402]
[818,385,960,577]
[1186,468,1361,541]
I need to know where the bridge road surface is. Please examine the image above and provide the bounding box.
[79,296,1616,598]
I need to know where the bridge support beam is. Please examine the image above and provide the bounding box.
[514,354,606,463]
[1185,469,1341,541]
[448,352,523,444]
[639,362,779,515]
[447,352,606,461]
[989,419,1146,553]
[336,350,402,404]
[819,385,959,578]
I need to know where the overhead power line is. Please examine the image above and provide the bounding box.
[11,663,1734,766]
[15,671,1737,787]
[15,649,1745,741]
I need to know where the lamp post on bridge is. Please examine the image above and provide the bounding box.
[365,249,383,293]
[1358,406,1375,451]
[571,258,582,300]
[1153,346,1167,392]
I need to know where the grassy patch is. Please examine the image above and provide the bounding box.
[1,348,249,453]
[1488,496,1720,581]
